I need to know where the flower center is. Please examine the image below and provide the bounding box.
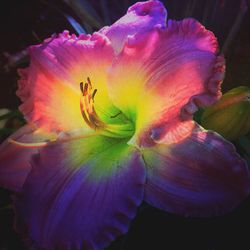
[80,78,134,138]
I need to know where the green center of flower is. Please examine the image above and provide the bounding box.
[79,78,135,139]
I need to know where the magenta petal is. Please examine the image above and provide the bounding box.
[14,137,145,249]
[0,125,51,191]
[101,0,167,53]
[143,128,250,217]
[17,31,114,133]
[108,18,225,139]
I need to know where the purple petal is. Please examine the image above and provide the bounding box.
[14,135,145,249]
[143,127,250,217]
[0,125,52,191]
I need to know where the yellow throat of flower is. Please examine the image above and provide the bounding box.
[79,77,134,139]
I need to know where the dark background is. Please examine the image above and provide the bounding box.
[0,0,250,249]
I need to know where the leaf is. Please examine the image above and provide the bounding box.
[0,110,23,121]
[235,134,250,167]
[65,15,87,34]
[193,108,204,124]
[63,0,104,30]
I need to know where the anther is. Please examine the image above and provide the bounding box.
[87,77,92,88]
[80,82,84,94]
[92,89,97,101]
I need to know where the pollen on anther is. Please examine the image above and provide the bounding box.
[92,89,97,101]
[80,82,84,94]
[79,81,89,96]
[87,77,92,88]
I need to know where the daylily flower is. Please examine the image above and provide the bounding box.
[0,1,250,249]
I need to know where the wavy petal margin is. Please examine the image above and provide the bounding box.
[143,126,250,217]
[108,18,225,141]
[0,125,53,191]
[101,0,167,53]
[17,31,114,133]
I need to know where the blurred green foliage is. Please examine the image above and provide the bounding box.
[201,86,250,141]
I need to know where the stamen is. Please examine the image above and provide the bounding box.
[80,82,84,94]
[80,102,92,127]
[87,77,92,88]
[83,83,88,96]
[79,77,134,138]
[92,89,97,101]
[80,79,103,130]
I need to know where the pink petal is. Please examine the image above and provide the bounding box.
[108,18,225,140]
[17,31,114,133]
[143,127,250,217]
[0,125,52,191]
[101,0,167,53]
[14,134,145,249]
